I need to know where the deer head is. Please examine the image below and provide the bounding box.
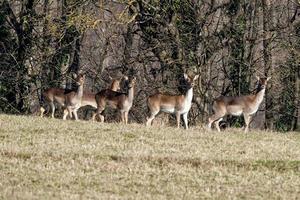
[183,73,199,89]
[73,74,85,86]
[128,76,136,88]
[256,76,271,90]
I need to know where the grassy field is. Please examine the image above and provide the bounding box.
[0,114,299,199]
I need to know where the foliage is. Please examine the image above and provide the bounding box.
[0,0,299,131]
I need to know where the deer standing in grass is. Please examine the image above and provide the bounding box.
[146,73,199,129]
[207,76,271,132]
[40,77,121,120]
[40,74,85,120]
[63,78,121,120]
[79,79,121,108]
[93,76,136,124]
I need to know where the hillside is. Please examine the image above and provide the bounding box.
[0,114,299,199]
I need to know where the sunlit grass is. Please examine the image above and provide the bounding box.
[0,114,299,199]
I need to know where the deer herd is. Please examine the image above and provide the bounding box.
[40,73,271,132]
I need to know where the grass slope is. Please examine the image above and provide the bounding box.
[0,114,299,199]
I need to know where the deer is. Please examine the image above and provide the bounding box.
[146,73,199,129]
[40,73,85,120]
[40,77,121,120]
[207,76,271,132]
[93,76,136,124]
[78,79,121,108]
[62,78,122,120]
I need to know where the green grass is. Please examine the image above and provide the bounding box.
[0,114,299,199]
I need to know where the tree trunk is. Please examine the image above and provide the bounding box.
[262,0,274,130]
[294,70,300,131]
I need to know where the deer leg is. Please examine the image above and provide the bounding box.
[146,110,159,126]
[208,110,225,130]
[95,107,105,122]
[90,110,96,121]
[40,106,45,117]
[208,114,219,129]
[183,112,189,130]
[63,108,68,120]
[91,111,97,121]
[94,97,106,122]
[63,108,68,119]
[68,108,73,119]
[120,111,125,123]
[73,109,79,121]
[214,118,223,132]
[207,116,215,129]
[92,110,104,122]
[243,114,251,133]
[63,107,72,120]
[176,112,181,129]
[124,111,129,124]
[50,102,55,118]
[98,112,105,122]
[99,114,104,122]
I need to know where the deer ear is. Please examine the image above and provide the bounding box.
[183,73,189,80]
[72,73,77,79]
[123,75,129,80]
[267,76,271,81]
[193,75,199,81]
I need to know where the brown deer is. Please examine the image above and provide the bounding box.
[207,76,271,132]
[146,73,199,129]
[78,79,121,108]
[93,76,136,124]
[40,77,121,120]
[40,74,85,120]
[63,78,122,120]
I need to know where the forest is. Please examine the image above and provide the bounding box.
[0,0,299,131]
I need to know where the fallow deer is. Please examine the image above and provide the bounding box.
[62,74,86,120]
[63,78,122,120]
[41,77,121,120]
[207,76,271,132]
[79,79,121,108]
[93,76,136,124]
[40,74,85,120]
[146,73,199,129]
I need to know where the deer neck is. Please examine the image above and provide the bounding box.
[110,81,119,91]
[184,87,193,103]
[76,84,84,100]
[127,86,134,103]
[254,87,265,105]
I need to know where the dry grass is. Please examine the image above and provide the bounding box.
[0,114,299,199]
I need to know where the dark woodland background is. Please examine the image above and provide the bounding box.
[0,0,299,131]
